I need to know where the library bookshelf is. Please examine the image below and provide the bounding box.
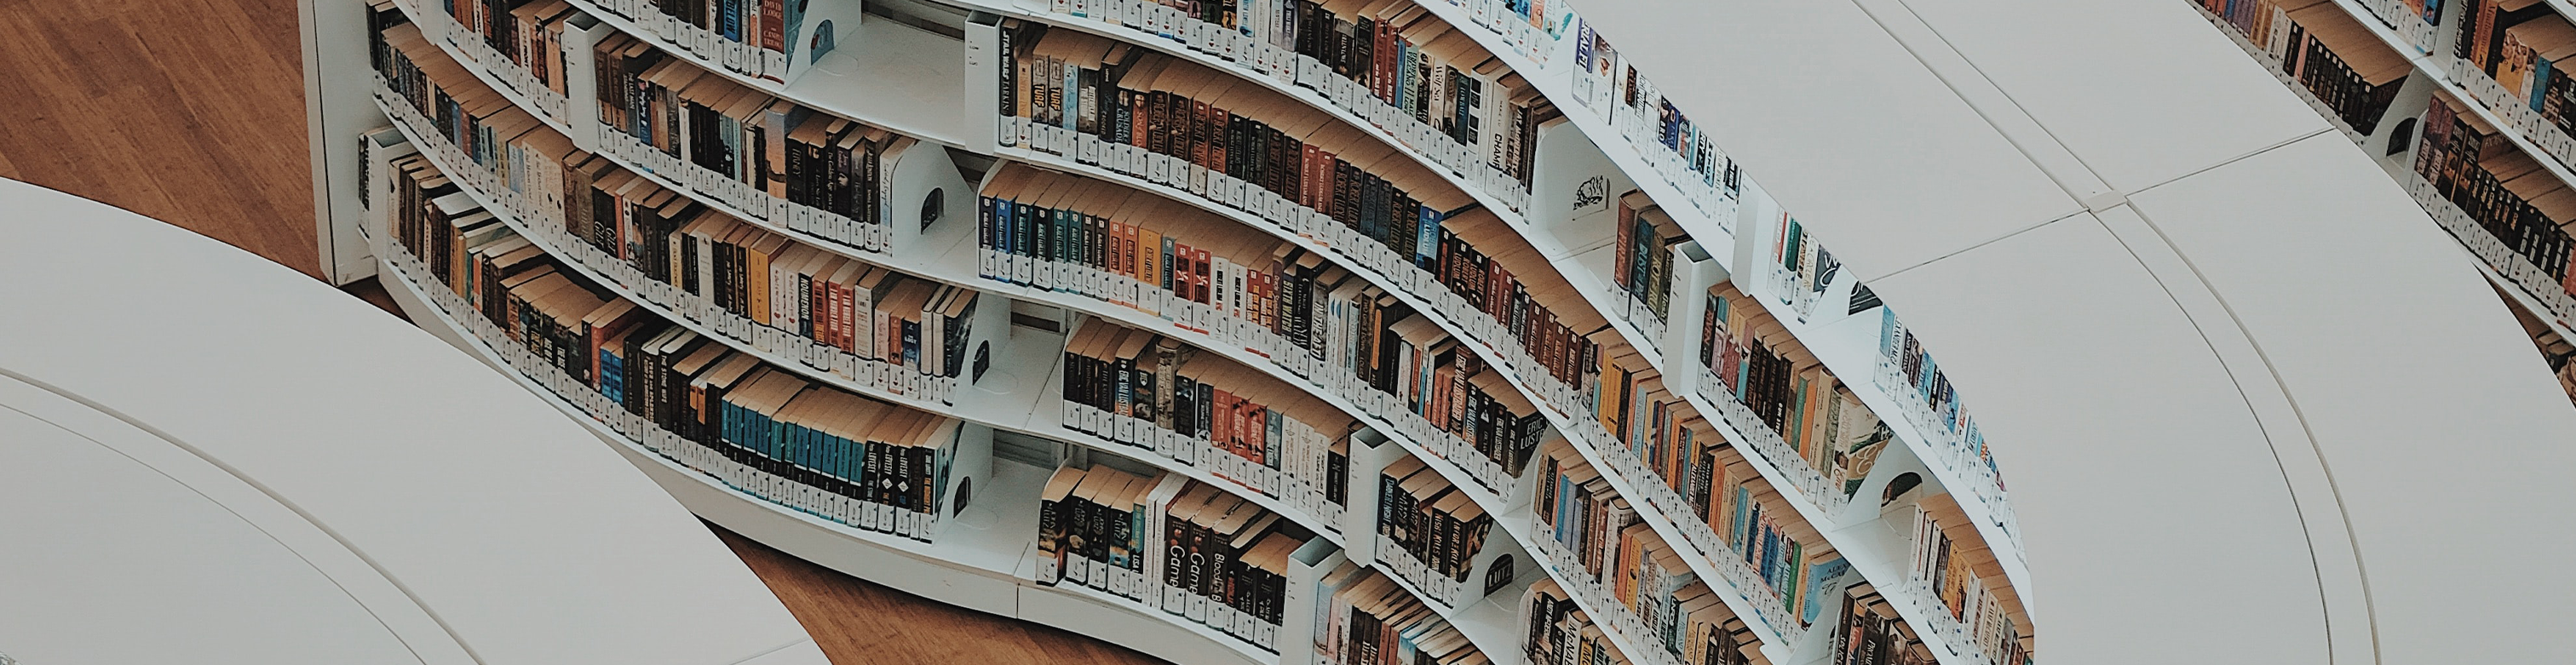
[303,0,2053,663]
[2182,0,2576,401]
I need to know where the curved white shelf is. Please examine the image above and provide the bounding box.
[371,235,1286,665]
[1401,0,1742,246]
[2188,0,2576,343]
[959,0,1535,217]
[390,4,1940,657]
[354,1,2056,662]
[0,177,819,665]
[373,100,1572,661]
[373,93,1357,549]
[561,0,969,147]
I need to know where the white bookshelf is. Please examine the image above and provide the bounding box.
[0,178,823,665]
[307,0,2065,662]
[2188,0,2576,352]
[367,85,1538,662]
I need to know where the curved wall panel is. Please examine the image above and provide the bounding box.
[1574,0,2576,662]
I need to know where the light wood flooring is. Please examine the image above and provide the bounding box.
[0,1,1159,662]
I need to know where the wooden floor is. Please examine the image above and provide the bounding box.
[0,1,1160,662]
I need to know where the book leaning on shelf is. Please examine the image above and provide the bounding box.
[1063,317,1354,523]
[979,163,1550,490]
[384,152,974,542]
[1314,561,1492,665]
[595,33,917,251]
[1372,454,1494,605]
[565,165,983,379]
[2413,94,2576,293]
[1037,466,1320,651]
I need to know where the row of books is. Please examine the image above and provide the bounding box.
[1522,578,1652,665]
[1062,317,1355,521]
[1038,465,1320,651]
[1034,0,1557,200]
[1535,433,1837,644]
[1763,214,1841,324]
[581,0,799,80]
[2468,0,2576,140]
[1374,454,1496,604]
[375,16,576,221]
[1830,585,1934,665]
[388,0,577,122]
[2415,95,2576,293]
[384,151,971,542]
[1567,20,1739,222]
[595,32,921,253]
[1594,324,1890,641]
[977,163,1550,490]
[1700,283,1889,503]
[1431,0,1564,66]
[999,26,1623,424]
[1317,562,1492,665]
[999,20,1609,381]
[1872,308,2016,551]
[568,169,983,376]
[1611,190,1685,330]
[1537,439,1770,665]
[1901,494,2033,665]
[2205,0,2407,134]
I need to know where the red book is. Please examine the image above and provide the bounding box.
[761,0,785,53]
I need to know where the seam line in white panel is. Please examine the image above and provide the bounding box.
[2125,129,2340,200]
[0,366,491,665]
[1854,0,2114,202]
[722,638,813,665]
[2091,203,2381,665]
[1867,210,2088,283]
